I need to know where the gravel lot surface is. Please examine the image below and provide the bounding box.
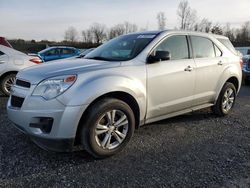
[0,86,250,188]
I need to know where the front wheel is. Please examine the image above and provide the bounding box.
[80,98,135,158]
[212,82,236,116]
[0,73,16,96]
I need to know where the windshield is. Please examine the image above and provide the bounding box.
[84,34,157,61]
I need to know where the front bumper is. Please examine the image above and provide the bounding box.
[7,95,87,152]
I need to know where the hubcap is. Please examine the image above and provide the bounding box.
[4,76,16,94]
[95,110,129,150]
[222,88,235,113]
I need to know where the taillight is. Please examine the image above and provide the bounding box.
[239,58,243,69]
[30,57,42,64]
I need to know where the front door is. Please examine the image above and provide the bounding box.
[146,35,196,121]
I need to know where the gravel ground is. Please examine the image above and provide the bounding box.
[0,86,250,188]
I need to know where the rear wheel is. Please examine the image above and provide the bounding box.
[0,73,16,96]
[213,82,236,116]
[80,98,135,158]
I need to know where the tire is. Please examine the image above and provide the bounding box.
[212,82,236,117]
[0,73,16,96]
[245,78,250,86]
[80,98,135,159]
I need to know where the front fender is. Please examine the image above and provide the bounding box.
[57,74,147,120]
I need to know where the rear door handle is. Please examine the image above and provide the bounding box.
[218,61,223,66]
[184,66,193,72]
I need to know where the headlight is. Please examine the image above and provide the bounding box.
[32,75,77,100]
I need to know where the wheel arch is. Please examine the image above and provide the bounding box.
[215,75,240,103]
[226,76,239,92]
[0,71,18,81]
[75,91,141,145]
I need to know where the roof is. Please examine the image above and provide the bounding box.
[128,30,228,39]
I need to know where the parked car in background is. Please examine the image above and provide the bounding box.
[242,55,250,85]
[77,48,95,58]
[38,46,80,62]
[0,45,42,95]
[7,31,242,158]
[235,47,250,56]
[0,37,13,48]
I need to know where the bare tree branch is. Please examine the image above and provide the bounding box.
[156,12,167,30]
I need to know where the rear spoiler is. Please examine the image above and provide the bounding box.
[0,37,13,48]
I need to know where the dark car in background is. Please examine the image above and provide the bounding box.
[38,46,80,62]
[242,55,250,85]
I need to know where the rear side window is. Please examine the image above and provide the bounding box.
[191,36,215,58]
[0,51,5,56]
[217,38,237,55]
[61,49,74,55]
[155,35,189,60]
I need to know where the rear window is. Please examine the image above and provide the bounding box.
[217,38,237,55]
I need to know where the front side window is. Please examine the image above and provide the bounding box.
[84,34,157,61]
[191,36,215,58]
[46,49,59,56]
[155,35,189,60]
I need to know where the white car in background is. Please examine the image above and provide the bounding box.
[0,45,42,96]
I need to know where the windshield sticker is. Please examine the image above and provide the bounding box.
[137,35,156,39]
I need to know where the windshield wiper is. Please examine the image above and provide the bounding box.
[85,56,113,61]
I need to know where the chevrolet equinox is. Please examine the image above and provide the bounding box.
[7,30,242,158]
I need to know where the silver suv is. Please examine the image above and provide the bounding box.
[7,31,242,158]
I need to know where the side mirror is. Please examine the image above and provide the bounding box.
[148,50,171,63]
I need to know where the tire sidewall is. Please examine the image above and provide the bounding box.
[218,82,236,115]
[0,74,16,96]
[81,99,135,158]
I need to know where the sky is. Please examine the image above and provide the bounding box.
[0,0,250,41]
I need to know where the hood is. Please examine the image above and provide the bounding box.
[17,58,121,84]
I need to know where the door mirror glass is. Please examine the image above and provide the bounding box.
[148,50,171,63]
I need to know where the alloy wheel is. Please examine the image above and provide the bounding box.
[3,76,16,94]
[222,88,235,113]
[95,110,129,150]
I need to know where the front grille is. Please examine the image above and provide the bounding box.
[11,95,24,108]
[16,79,31,88]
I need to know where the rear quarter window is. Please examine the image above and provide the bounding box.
[217,38,237,55]
[0,51,5,56]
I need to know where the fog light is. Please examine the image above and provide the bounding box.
[29,117,53,133]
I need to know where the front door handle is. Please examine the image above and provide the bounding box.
[0,60,5,64]
[184,66,193,72]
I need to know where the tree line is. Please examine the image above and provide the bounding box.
[9,0,250,53]
[63,0,250,46]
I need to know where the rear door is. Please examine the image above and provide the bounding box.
[190,36,226,105]
[146,35,196,121]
